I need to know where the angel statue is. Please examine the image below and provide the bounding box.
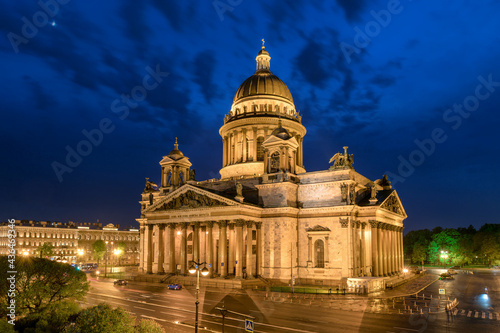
[329,146,354,170]
[143,177,158,193]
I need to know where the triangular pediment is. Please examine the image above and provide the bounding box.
[263,135,298,147]
[379,191,407,217]
[144,185,237,213]
[306,225,331,232]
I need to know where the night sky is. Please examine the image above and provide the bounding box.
[1,1,499,233]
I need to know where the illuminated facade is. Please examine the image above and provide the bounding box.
[0,220,139,265]
[138,43,407,286]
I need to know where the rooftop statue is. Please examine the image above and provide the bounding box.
[329,146,354,170]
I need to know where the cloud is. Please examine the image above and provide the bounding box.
[192,50,218,103]
[336,0,366,21]
[150,0,185,32]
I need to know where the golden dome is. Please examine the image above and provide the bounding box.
[233,70,294,104]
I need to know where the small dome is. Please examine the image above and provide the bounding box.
[233,71,294,104]
[271,121,292,140]
[168,138,184,160]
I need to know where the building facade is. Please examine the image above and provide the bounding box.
[137,43,407,286]
[0,220,140,265]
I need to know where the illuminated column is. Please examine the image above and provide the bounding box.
[360,223,366,276]
[400,227,404,271]
[242,129,247,162]
[223,136,228,167]
[263,149,269,173]
[218,220,228,277]
[157,224,165,273]
[377,224,383,277]
[246,221,253,278]
[167,223,176,273]
[139,227,145,272]
[228,224,235,275]
[192,224,199,264]
[235,130,241,163]
[252,127,258,161]
[299,137,304,167]
[369,221,379,277]
[206,221,214,277]
[381,224,388,276]
[180,224,187,275]
[146,225,153,274]
[235,219,244,278]
[255,222,262,276]
[392,226,397,274]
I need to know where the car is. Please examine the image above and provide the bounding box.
[114,279,128,286]
[440,272,454,280]
[449,266,460,269]
[447,269,458,275]
[167,284,182,290]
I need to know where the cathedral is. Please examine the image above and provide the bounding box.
[137,42,407,289]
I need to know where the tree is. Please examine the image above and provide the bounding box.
[15,300,81,332]
[63,303,135,333]
[135,319,166,333]
[0,257,89,316]
[117,241,127,266]
[92,240,106,266]
[427,229,461,265]
[36,242,54,258]
[412,242,427,268]
[480,234,500,267]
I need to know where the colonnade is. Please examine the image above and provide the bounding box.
[339,219,403,277]
[140,220,262,278]
[222,127,304,167]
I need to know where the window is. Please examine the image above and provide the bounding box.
[315,239,325,268]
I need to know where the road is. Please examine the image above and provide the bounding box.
[83,270,499,332]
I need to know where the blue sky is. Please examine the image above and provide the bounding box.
[1,0,499,232]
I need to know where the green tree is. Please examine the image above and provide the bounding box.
[427,229,461,265]
[412,242,427,268]
[480,234,500,267]
[36,242,54,258]
[135,319,165,333]
[92,240,106,266]
[0,257,89,316]
[63,303,135,333]
[117,241,127,266]
[0,319,16,333]
[16,300,81,333]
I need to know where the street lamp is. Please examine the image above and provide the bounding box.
[440,251,448,269]
[113,249,122,274]
[189,261,209,333]
[77,248,84,266]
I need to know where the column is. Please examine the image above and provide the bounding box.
[255,222,262,276]
[263,149,268,173]
[381,225,388,276]
[180,224,187,275]
[206,221,214,277]
[218,220,228,277]
[307,236,312,266]
[223,136,228,167]
[252,127,258,161]
[235,220,244,278]
[242,129,247,162]
[146,224,153,274]
[167,223,176,273]
[386,225,392,275]
[228,224,235,275]
[157,224,165,273]
[235,130,241,162]
[399,227,404,271]
[246,221,253,278]
[360,223,366,276]
[391,226,397,274]
[139,227,145,272]
[299,137,303,167]
[192,224,199,264]
[348,219,354,276]
[369,221,378,277]
[324,235,329,265]
[377,224,383,276]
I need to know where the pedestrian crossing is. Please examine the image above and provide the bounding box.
[461,309,499,320]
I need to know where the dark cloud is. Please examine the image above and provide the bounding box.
[192,50,217,103]
[370,73,396,87]
[120,0,150,56]
[336,0,366,21]
[150,0,184,32]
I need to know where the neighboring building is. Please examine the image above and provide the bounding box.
[0,220,140,265]
[137,43,407,287]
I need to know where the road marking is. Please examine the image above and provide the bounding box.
[133,306,155,312]
[141,315,167,322]
[482,312,486,319]
[474,311,479,318]
[460,310,465,315]
[467,310,472,317]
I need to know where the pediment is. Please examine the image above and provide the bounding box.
[379,191,406,217]
[144,185,236,213]
[262,135,298,147]
[306,225,331,232]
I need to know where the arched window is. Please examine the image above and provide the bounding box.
[256,137,264,161]
[315,239,325,268]
[270,152,280,173]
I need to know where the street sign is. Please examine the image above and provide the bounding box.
[439,288,445,295]
[245,319,254,332]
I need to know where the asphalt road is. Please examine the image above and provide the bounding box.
[83,270,499,333]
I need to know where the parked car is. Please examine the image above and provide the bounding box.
[167,284,182,290]
[449,266,460,269]
[440,273,454,280]
[447,269,458,275]
[114,279,128,286]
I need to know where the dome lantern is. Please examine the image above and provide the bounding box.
[256,38,271,72]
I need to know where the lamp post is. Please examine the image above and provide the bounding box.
[440,251,448,269]
[105,241,108,277]
[113,249,122,274]
[77,248,84,268]
[189,261,209,333]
